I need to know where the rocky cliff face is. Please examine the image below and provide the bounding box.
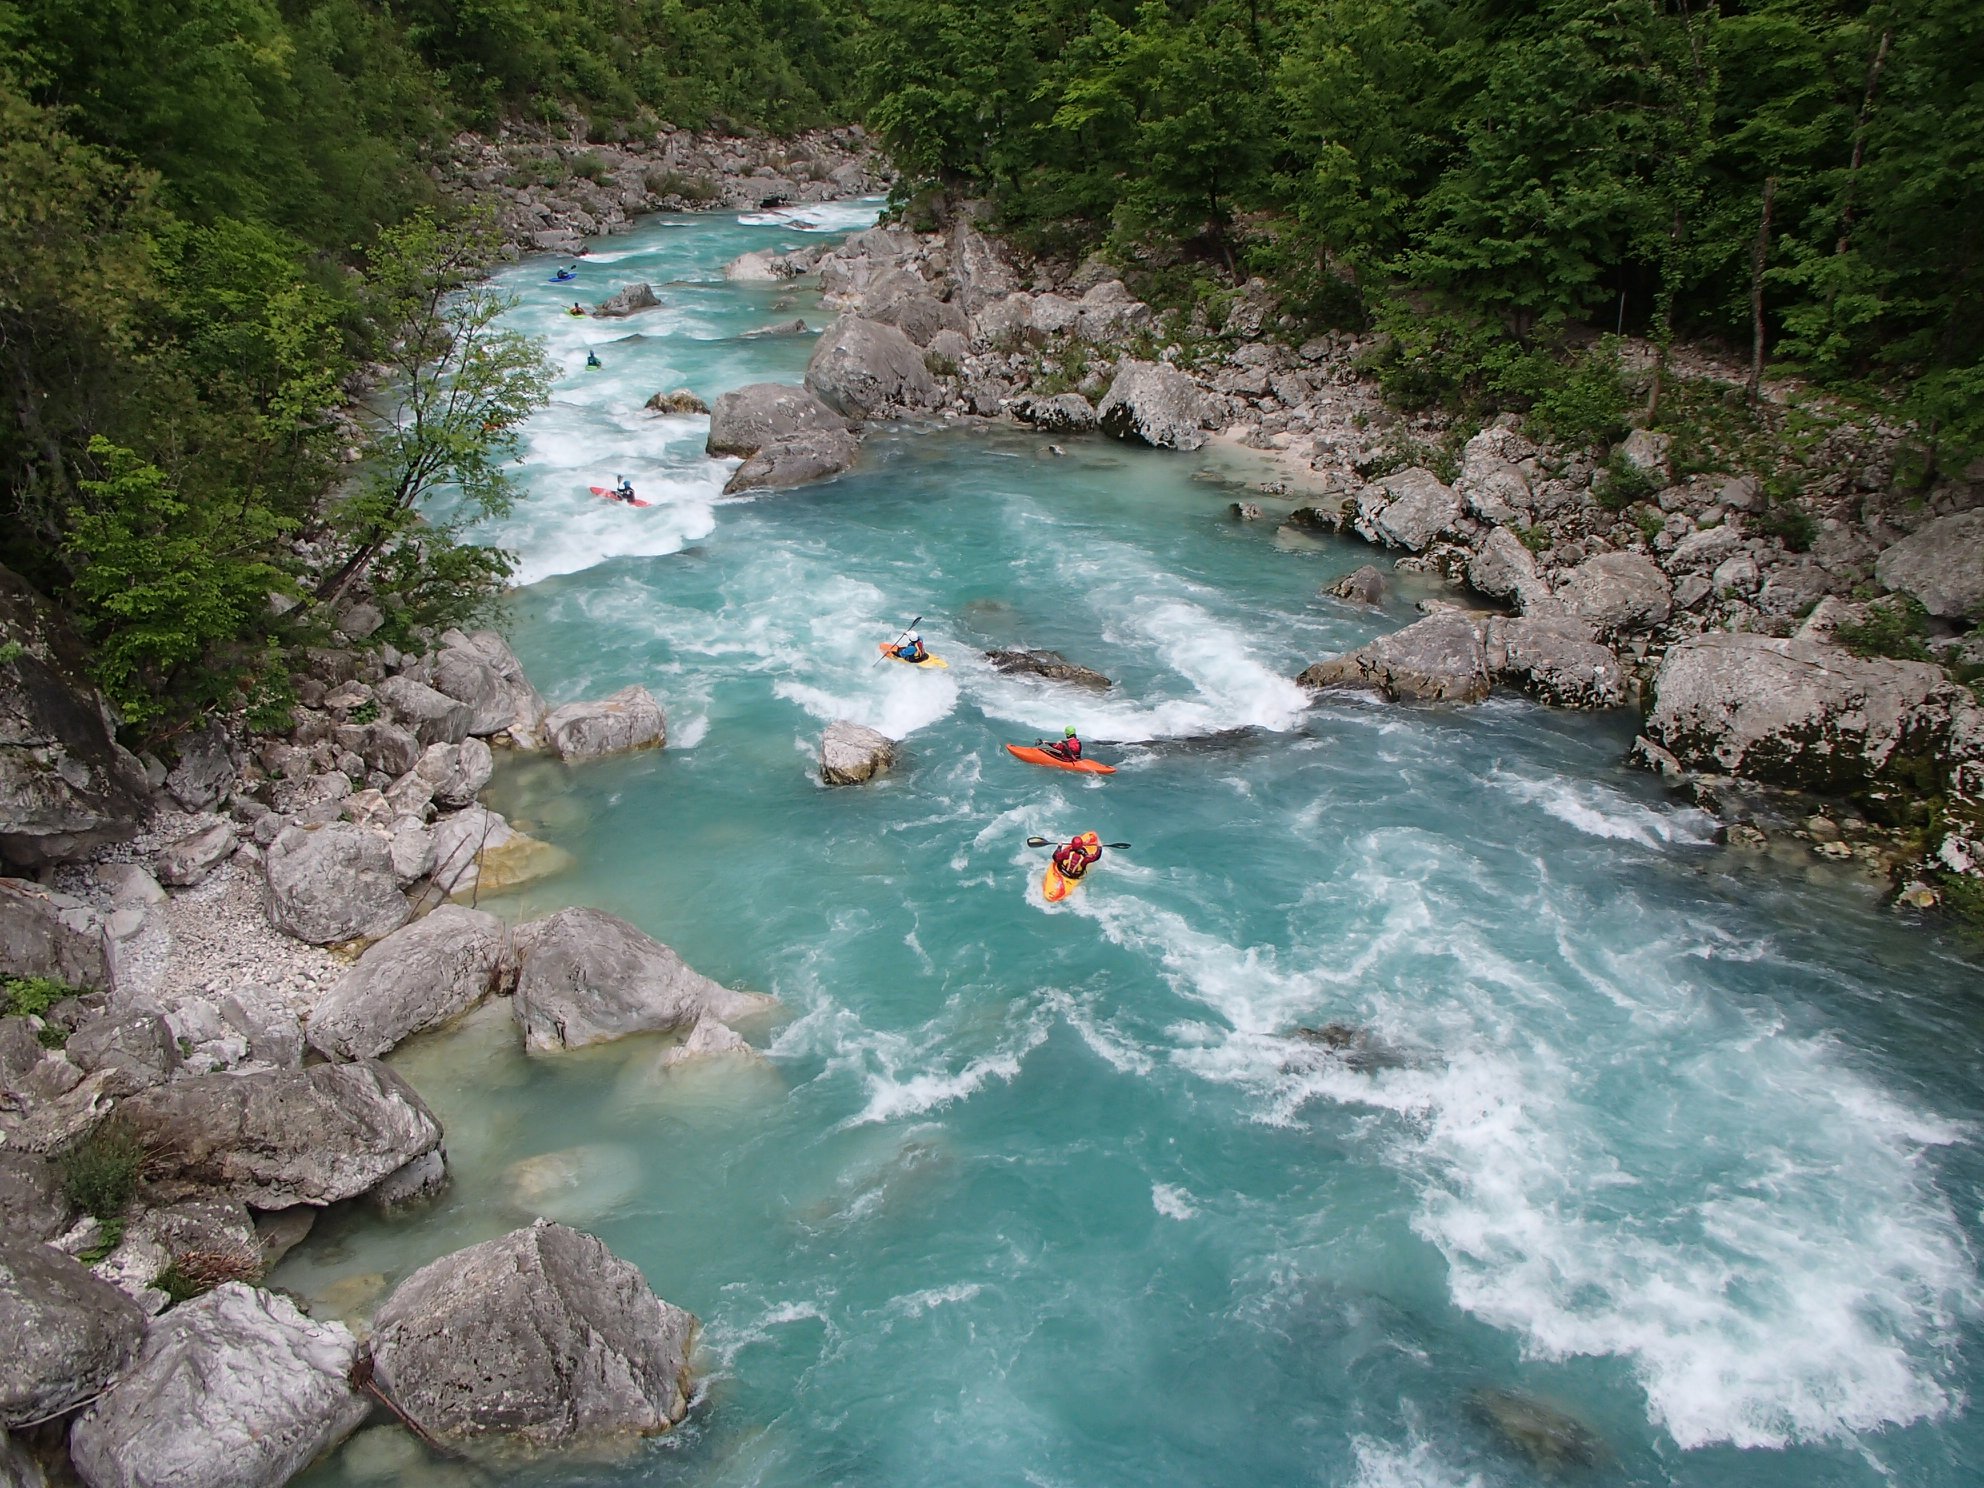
[0,567,150,871]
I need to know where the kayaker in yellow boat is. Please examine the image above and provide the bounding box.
[1052,831,1103,882]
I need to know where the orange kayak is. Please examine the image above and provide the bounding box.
[1006,743,1115,775]
[1043,859,1076,902]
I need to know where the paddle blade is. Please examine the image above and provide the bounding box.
[1025,836,1051,847]
[1104,842,1132,850]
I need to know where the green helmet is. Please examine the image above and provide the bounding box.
[1064,726,1077,737]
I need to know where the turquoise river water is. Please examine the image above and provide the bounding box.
[280,204,1984,1488]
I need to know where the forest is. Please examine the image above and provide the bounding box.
[2,0,1979,737]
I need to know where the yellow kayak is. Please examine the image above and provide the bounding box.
[878,641,948,669]
[1043,860,1076,902]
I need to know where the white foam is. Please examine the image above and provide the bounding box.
[735,198,886,233]
[1151,1184,1199,1221]
[885,1282,986,1317]
[1491,770,1716,850]
[1349,1435,1487,1488]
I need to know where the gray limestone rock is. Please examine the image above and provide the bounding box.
[164,726,235,814]
[117,1060,444,1209]
[1466,527,1551,609]
[408,633,529,739]
[722,429,860,494]
[1557,552,1674,635]
[413,739,493,811]
[645,388,710,414]
[1327,565,1389,607]
[1616,428,1674,483]
[0,566,150,868]
[820,721,895,787]
[1484,616,1629,709]
[0,1152,69,1244]
[368,1221,696,1454]
[705,382,852,458]
[512,906,772,1053]
[0,878,112,991]
[68,1283,367,1488]
[590,283,660,318]
[1298,612,1492,704]
[984,650,1114,690]
[1644,632,1960,792]
[0,1237,147,1429]
[153,821,238,888]
[0,1428,46,1488]
[543,686,666,762]
[65,1012,180,1097]
[329,721,421,778]
[262,823,411,946]
[375,676,472,748]
[1350,468,1463,553]
[1010,393,1097,434]
[804,316,940,419]
[308,905,509,1060]
[1095,361,1211,451]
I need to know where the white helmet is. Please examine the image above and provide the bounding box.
[907,631,921,642]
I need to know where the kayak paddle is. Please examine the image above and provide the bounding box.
[1026,836,1132,849]
[872,614,923,666]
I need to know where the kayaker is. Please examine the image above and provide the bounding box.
[896,631,928,663]
[570,302,585,316]
[1053,832,1103,881]
[1040,726,1082,762]
[586,351,602,369]
[614,476,637,503]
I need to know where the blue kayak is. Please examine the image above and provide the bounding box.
[549,273,578,284]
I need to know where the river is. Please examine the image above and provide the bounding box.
[281,203,1984,1488]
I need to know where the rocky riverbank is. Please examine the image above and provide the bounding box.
[700,212,1984,908]
[0,575,776,1483]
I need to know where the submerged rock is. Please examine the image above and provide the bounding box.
[368,1221,696,1454]
[118,1061,444,1209]
[0,1238,147,1429]
[820,721,895,786]
[985,650,1114,690]
[307,905,510,1060]
[1468,1387,1609,1471]
[68,1283,367,1488]
[646,388,710,415]
[511,906,772,1052]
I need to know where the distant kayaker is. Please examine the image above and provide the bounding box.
[615,476,637,503]
[1040,726,1082,762]
[896,631,928,663]
[1053,832,1103,881]
[586,350,602,368]
[570,302,585,316]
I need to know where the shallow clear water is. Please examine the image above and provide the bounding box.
[283,206,1984,1488]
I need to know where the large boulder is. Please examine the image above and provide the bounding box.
[262,823,410,946]
[307,905,509,1060]
[118,1060,443,1209]
[722,429,860,495]
[863,275,967,348]
[0,1152,69,1244]
[0,878,113,990]
[369,1221,695,1454]
[1350,468,1462,553]
[1874,509,1984,620]
[543,686,666,762]
[1466,527,1551,609]
[375,676,471,748]
[65,1012,180,1097]
[1484,616,1629,709]
[408,632,536,739]
[705,382,851,458]
[590,283,660,318]
[1644,633,1959,791]
[0,565,149,868]
[1326,565,1389,607]
[428,806,573,901]
[948,222,1021,313]
[68,1283,367,1488]
[1557,552,1674,635]
[1298,612,1492,704]
[1095,361,1211,451]
[512,906,771,1053]
[804,316,940,419]
[329,720,420,778]
[820,721,895,787]
[458,631,548,746]
[412,738,493,810]
[164,726,235,813]
[984,650,1113,690]
[0,1238,147,1428]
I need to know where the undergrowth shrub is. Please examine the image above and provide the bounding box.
[60,1119,150,1221]
[1834,596,1934,662]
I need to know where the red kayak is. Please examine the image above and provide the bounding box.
[589,485,651,508]
[1006,743,1115,775]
